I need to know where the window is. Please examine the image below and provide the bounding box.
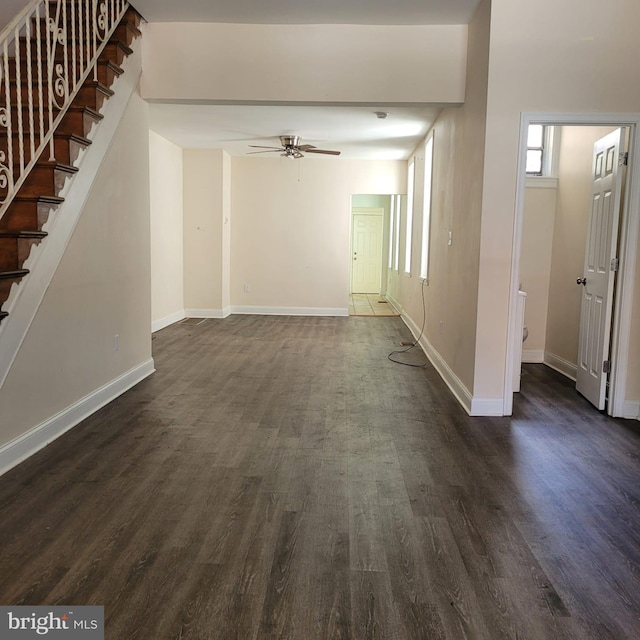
[404,159,415,274]
[420,135,434,280]
[526,124,545,175]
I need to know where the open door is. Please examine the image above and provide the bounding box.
[575,128,626,409]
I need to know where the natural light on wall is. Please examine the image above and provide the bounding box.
[393,194,401,271]
[420,135,434,280]
[389,195,396,268]
[404,159,415,274]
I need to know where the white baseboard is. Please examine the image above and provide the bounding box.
[400,310,504,417]
[184,307,231,319]
[522,349,545,363]
[544,351,577,381]
[622,401,640,420]
[385,292,403,315]
[0,358,155,477]
[231,306,349,317]
[152,310,186,332]
[469,397,505,417]
[400,312,475,415]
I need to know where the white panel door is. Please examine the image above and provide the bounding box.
[351,213,383,294]
[576,129,625,409]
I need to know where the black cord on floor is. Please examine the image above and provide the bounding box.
[387,279,429,368]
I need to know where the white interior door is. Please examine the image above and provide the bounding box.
[351,212,383,294]
[576,128,625,409]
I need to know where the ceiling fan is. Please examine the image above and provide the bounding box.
[248,135,341,159]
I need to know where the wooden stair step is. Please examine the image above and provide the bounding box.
[0,231,48,271]
[0,195,64,232]
[101,40,133,66]
[21,161,79,197]
[112,20,142,47]
[92,59,124,88]
[0,230,48,239]
[0,269,30,305]
[8,58,123,90]
[0,131,92,173]
[8,79,113,113]
[56,105,103,138]
[11,37,132,69]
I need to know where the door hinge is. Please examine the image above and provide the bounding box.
[611,257,620,271]
[603,360,611,374]
[619,152,628,166]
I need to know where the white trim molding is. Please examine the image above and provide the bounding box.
[522,349,545,363]
[231,306,349,317]
[185,307,232,319]
[622,402,640,421]
[469,397,505,417]
[400,311,474,415]
[0,359,155,477]
[385,292,403,315]
[152,310,187,332]
[544,351,577,381]
[525,177,559,189]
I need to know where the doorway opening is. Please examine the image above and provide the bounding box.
[506,115,640,418]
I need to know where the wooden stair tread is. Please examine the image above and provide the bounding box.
[11,195,64,205]
[32,160,79,173]
[0,269,29,279]
[0,231,48,239]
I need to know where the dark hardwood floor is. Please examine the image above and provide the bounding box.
[0,315,639,639]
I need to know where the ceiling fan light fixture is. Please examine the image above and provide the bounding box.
[248,135,340,158]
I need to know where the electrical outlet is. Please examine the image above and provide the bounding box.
[114,334,119,351]
[244,284,251,293]
[448,231,453,246]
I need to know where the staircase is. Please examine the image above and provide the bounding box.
[0,0,141,325]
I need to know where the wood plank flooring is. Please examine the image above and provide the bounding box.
[0,315,639,639]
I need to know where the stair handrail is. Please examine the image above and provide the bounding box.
[0,0,130,221]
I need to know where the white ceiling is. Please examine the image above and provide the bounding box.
[141,0,479,159]
[148,103,442,160]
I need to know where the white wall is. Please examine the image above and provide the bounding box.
[141,23,467,104]
[149,130,184,331]
[183,148,231,316]
[386,0,490,404]
[0,93,152,448]
[230,158,405,313]
[520,185,557,358]
[474,0,640,408]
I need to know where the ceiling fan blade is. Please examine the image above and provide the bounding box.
[249,145,284,150]
[297,145,317,151]
[247,149,281,154]
[304,149,341,156]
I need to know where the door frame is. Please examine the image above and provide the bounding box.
[505,113,640,418]
[350,206,386,294]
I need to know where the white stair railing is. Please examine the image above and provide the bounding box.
[0,0,130,220]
